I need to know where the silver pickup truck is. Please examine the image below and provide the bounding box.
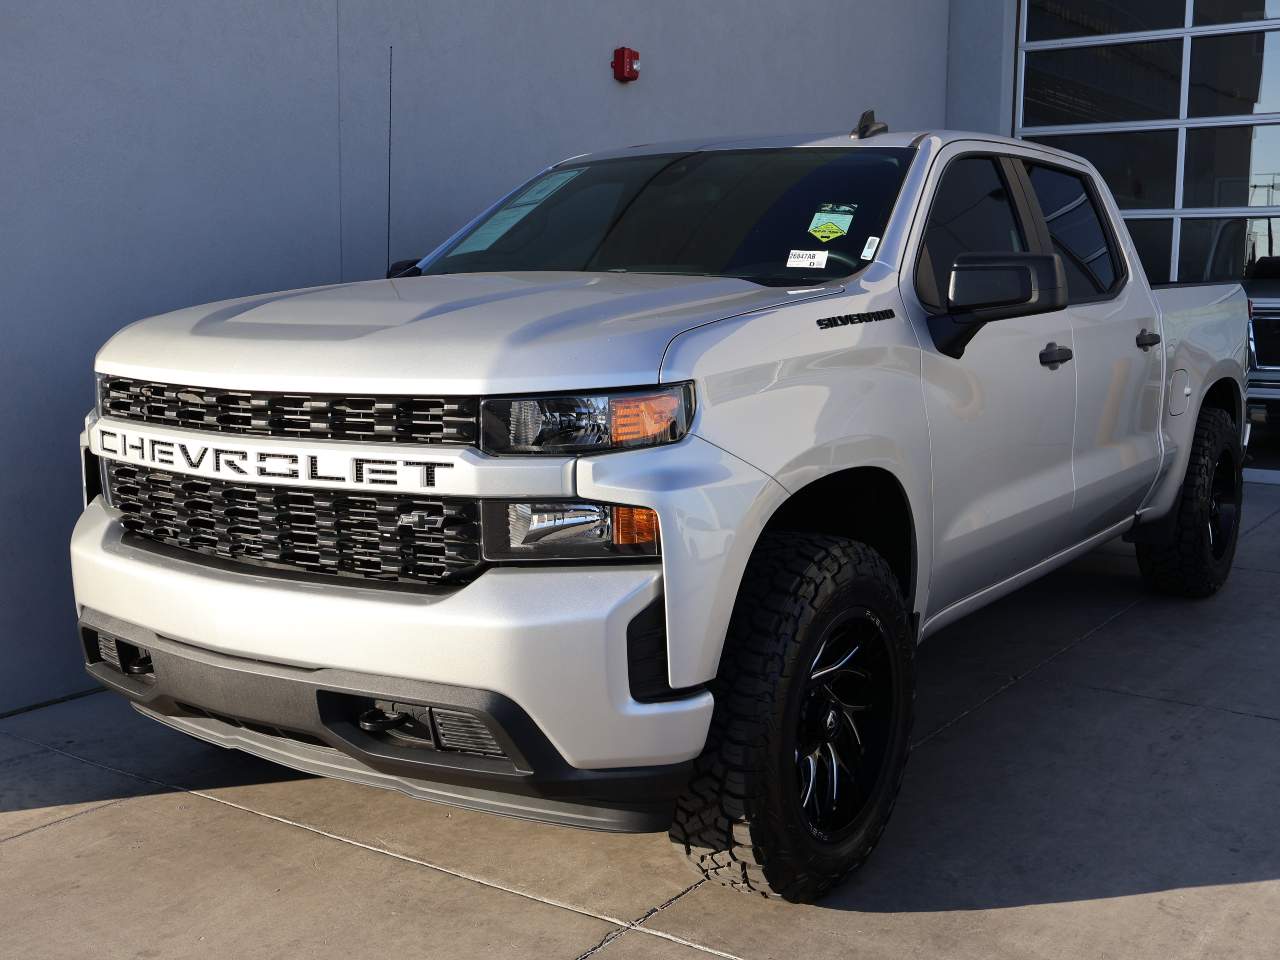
[72,125,1249,903]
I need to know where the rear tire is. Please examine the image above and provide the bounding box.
[1137,407,1242,598]
[668,533,915,902]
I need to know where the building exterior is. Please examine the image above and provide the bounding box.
[1016,1,1280,285]
[0,0,1273,711]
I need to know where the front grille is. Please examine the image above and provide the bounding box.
[1254,307,1280,369]
[99,376,479,445]
[105,462,483,586]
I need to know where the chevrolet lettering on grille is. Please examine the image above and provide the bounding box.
[90,420,454,494]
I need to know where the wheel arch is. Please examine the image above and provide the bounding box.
[1132,369,1245,543]
[1198,374,1242,429]
[756,466,918,606]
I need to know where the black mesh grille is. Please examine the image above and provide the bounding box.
[100,376,479,445]
[432,709,505,757]
[106,462,483,586]
[1254,308,1280,369]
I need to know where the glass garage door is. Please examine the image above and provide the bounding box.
[1017,1,1280,284]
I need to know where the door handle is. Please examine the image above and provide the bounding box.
[1136,329,1161,351]
[1039,342,1073,370]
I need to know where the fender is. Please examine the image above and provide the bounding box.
[658,269,933,683]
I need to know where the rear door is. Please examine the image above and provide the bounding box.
[1017,160,1164,538]
[910,149,1078,615]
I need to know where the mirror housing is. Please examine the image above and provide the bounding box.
[928,252,1067,359]
[387,258,423,279]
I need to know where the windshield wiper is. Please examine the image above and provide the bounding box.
[604,267,714,277]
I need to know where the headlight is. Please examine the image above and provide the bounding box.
[480,383,693,455]
[481,501,660,560]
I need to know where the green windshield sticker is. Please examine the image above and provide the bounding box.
[453,168,584,255]
[808,203,856,243]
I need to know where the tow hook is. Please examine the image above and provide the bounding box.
[358,707,408,733]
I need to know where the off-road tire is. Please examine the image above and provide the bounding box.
[668,533,915,902]
[1137,407,1242,597]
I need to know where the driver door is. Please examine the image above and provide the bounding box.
[909,151,1078,615]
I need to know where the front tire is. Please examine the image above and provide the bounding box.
[668,533,915,902]
[1137,407,1243,597]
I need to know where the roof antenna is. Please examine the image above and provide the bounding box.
[852,109,888,139]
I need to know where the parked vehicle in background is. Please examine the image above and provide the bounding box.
[71,123,1249,903]
[1244,263,1280,431]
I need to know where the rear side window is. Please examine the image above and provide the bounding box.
[916,157,1027,312]
[1024,164,1120,301]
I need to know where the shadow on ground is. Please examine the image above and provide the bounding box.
[824,533,1280,913]
[0,706,309,816]
[1246,423,1280,471]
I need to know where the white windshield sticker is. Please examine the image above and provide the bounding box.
[808,203,856,242]
[452,168,584,255]
[787,250,828,269]
[861,236,881,260]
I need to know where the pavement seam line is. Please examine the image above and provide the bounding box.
[1064,680,1280,725]
[0,687,102,721]
[573,927,631,959]
[187,790,745,960]
[913,597,1145,747]
[0,730,742,960]
[574,879,711,960]
[0,797,132,846]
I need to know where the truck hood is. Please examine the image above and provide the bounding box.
[97,272,839,394]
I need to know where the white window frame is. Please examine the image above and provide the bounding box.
[1015,0,1280,282]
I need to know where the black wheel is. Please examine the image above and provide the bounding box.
[668,533,914,902]
[1137,407,1243,598]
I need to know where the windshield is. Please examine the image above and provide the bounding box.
[423,147,914,286]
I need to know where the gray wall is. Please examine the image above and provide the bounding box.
[945,0,1020,136]
[0,0,952,712]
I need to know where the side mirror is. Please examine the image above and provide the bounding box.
[948,252,1066,320]
[929,252,1066,358]
[387,258,423,279]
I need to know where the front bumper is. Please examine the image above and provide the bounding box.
[71,498,713,773]
[79,608,690,832]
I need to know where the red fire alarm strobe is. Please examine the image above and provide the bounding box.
[612,46,639,82]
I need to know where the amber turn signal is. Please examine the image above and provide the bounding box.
[612,506,659,546]
[610,393,681,445]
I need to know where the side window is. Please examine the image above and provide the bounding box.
[916,157,1028,313]
[1024,164,1120,301]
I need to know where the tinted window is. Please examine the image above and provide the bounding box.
[1184,125,1280,207]
[424,148,912,286]
[1026,164,1120,300]
[1124,218,1173,284]
[1194,0,1280,25]
[1023,41,1183,126]
[1189,31,1280,117]
[1179,216,1280,281]
[1028,0,1183,41]
[916,157,1026,312]
[1023,130,1176,209]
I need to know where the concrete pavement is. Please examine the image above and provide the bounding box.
[3,484,1279,959]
